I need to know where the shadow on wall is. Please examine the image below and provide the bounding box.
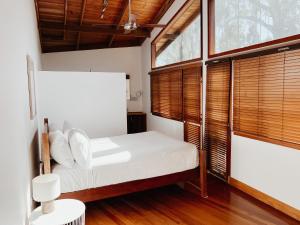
[26,129,41,225]
[30,129,40,199]
[30,129,40,184]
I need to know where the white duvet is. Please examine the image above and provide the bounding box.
[53,131,199,193]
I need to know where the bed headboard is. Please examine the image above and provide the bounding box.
[42,118,51,174]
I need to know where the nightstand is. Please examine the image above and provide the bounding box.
[127,112,147,134]
[30,199,85,225]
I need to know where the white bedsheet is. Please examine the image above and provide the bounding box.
[53,131,199,193]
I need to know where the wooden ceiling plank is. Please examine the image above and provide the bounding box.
[39,22,150,37]
[108,0,129,47]
[139,0,175,45]
[38,0,174,52]
[77,0,87,50]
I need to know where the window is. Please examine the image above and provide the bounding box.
[152,0,201,68]
[150,62,202,122]
[209,0,300,57]
[150,69,183,121]
[204,61,231,180]
[183,65,202,125]
[233,46,300,150]
[156,15,201,67]
[183,64,202,189]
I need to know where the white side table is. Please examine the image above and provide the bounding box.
[30,199,85,225]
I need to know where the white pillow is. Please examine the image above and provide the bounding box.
[49,130,74,168]
[69,129,92,169]
[63,121,73,139]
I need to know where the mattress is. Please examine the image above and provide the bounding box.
[53,131,199,193]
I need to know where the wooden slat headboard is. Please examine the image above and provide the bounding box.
[42,118,51,174]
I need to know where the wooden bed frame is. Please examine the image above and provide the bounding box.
[42,118,207,202]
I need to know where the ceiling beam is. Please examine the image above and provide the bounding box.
[179,8,200,34]
[139,0,175,45]
[42,34,65,41]
[107,0,129,47]
[76,0,87,50]
[157,9,200,56]
[39,22,151,37]
[156,33,180,56]
[42,40,141,53]
[163,33,180,40]
[156,39,173,56]
[152,0,175,25]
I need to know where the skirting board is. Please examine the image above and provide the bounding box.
[228,177,300,221]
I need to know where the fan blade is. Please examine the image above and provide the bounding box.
[139,24,166,28]
[92,23,118,27]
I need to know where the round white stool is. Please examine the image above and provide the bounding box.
[30,199,85,225]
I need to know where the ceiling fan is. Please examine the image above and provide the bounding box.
[95,0,166,33]
[122,0,166,33]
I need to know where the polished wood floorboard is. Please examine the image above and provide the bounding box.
[85,176,299,225]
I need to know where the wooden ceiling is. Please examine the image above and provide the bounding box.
[34,0,175,53]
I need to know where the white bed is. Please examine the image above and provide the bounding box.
[52,131,199,193]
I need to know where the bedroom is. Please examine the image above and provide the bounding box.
[0,0,299,225]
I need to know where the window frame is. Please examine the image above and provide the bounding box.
[208,0,300,58]
[151,0,203,70]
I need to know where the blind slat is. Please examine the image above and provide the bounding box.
[233,48,300,150]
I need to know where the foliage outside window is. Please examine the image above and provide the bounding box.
[156,15,201,67]
[209,0,300,56]
[152,0,201,68]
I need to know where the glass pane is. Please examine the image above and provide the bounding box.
[214,0,300,54]
[154,0,201,68]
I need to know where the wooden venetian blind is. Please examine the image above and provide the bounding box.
[234,48,300,150]
[183,65,202,149]
[184,122,201,151]
[183,66,202,124]
[204,61,231,180]
[151,69,183,121]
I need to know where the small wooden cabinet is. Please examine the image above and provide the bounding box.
[127,112,147,134]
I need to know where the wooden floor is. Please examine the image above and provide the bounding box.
[85,176,299,225]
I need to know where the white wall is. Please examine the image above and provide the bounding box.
[38,71,127,138]
[141,0,300,210]
[231,135,300,209]
[42,47,143,112]
[0,0,42,224]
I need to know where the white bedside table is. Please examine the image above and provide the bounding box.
[30,199,85,225]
